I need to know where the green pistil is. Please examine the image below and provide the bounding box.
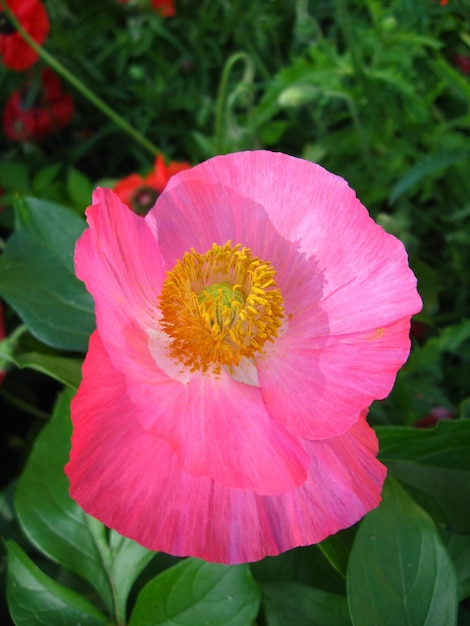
[198,283,244,308]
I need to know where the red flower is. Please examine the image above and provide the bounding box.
[3,68,74,142]
[0,0,49,71]
[116,0,175,17]
[455,55,470,75]
[113,155,191,214]
[150,0,175,17]
[414,406,453,428]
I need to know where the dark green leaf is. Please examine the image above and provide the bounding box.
[0,161,30,194]
[14,389,114,612]
[14,389,152,622]
[377,420,470,532]
[441,530,470,601]
[109,530,155,622]
[0,197,94,351]
[128,559,260,626]
[317,527,356,579]
[1,351,83,389]
[389,148,470,204]
[262,582,351,626]
[347,477,458,626]
[250,545,346,595]
[67,168,94,211]
[409,256,442,319]
[32,164,62,197]
[6,540,108,626]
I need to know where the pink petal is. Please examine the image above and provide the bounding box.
[76,188,309,493]
[73,333,309,496]
[149,151,421,438]
[75,187,165,378]
[131,365,310,494]
[67,333,386,564]
[258,317,412,439]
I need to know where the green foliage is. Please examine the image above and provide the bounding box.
[1,0,470,624]
[0,196,94,351]
[347,477,458,626]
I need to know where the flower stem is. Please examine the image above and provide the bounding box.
[0,388,50,420]
[0,0,161,158]
[215,52,253,154]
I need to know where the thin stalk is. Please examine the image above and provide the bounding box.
[0,0,161,158]
[0,388,50,420]
[335,0,373,168]
[214,52,253,154]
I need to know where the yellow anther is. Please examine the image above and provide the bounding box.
[159,241,284,373]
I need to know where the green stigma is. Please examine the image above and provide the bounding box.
[197,282,244,307]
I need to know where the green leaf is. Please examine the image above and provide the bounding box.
[67,168,94,210]
[32,163,62,197]
[347,477,458,626]
[1,351,83,389]
[389,148,470,204]
[0,197,95,351]
[128,559,260,626]
[441,530,470,601]
[6,540,108,626]
[409,256,442,319]
[14,389,152,622]
[250,545,346,595]
[14,389,114,612]
[0,161,30,194]
[262,582,351,626]
[317,528,356,579]
[109,530,155,622]
[377,420,470,532]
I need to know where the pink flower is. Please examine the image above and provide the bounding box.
[66,151,421,564]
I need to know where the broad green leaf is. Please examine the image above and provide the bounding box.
[347,477,458,626]
[14,389,152,622]
[250,545,346,595]
[109,529,155,622]
[262,582,351,626]
[32,163,62,197]
[317,527,356,579]
[441,530,470,601]
[0,350,83,389]
[14,389,114,613]
[6,540,108,626]
[0,197,94,351]
[377,420,470,532]
[128,559,260,626]
[0,161,30,193]
[67,167,94,211]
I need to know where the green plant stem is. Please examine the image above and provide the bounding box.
[0,388,50,420]
[335,0,373,167]
[0,0,161,158]
[215,52,253,154]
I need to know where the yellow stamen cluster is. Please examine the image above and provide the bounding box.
[159,241,284,373]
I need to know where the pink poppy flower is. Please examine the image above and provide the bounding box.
[66,151,421,564]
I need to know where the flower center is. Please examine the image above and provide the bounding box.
[0,13,16,35]
[159,241,284,373]
[131,185,159,215]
